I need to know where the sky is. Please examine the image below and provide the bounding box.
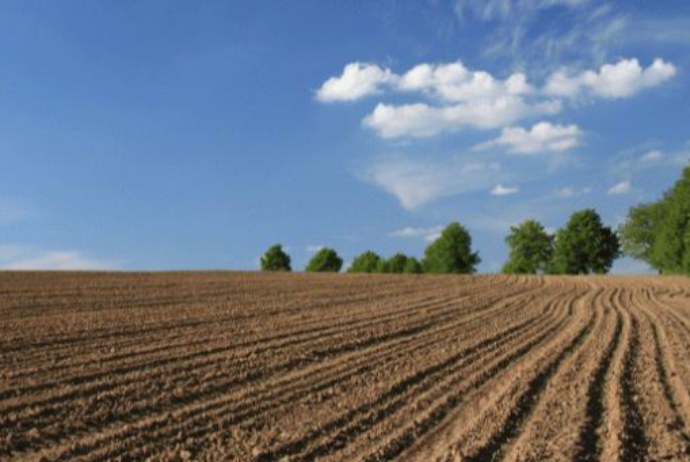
[1,0,689,272]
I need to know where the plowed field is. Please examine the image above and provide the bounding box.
[2,272,690,461]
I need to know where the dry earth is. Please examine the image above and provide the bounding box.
[1,272,690,461]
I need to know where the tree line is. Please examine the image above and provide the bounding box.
[261,213,619,275]
[261,163,690,275]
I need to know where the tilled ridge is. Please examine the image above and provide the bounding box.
[1,273,689,462]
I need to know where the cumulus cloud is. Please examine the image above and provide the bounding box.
[544,58,676,99]
[315,62,398,102]
[363,156,510,209]
[319,56,675,140]
[477,122,581,154]
[363,98,561,139]
[491,184,519,196]
[389,226,443,242]
[398,62,534,102]
[319,60,562,138]
[0,245,119,270]
[607,181,631,195]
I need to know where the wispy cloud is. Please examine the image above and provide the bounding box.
[607,181,631,195]
[389,226,443,242]
[0,245,121,270]
[490,184,519,196]
[362,154,511,209]
[305,245,324,253]
[553,186,591,198]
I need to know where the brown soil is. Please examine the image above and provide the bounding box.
[1,272,690,461]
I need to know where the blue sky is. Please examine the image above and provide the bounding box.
[0,0,689,272]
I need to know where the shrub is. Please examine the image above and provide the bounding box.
[260,244,291,272]
[348,251,383,273]
[306,248,343,272]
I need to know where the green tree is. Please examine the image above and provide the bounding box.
[618,201,666,270]
[260,244,291,272]
[502,220,553,274]
[650,165,690,274]
[550,209,620,274]
[348,251,383,273]
[385,253,410,274]
[305,248,343,273]
[403,257,423,274]
[423,222,480,274]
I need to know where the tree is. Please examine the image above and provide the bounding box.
[502,220,553,274]
[618,201,666,270]
[305,248,343,272]
[550,209,620,275]
[260,244,291,272]
[348,251,383,273]
[423,222,480,274]
[403,257,424,274]
[385,253,410,274]
[650,165,690,274]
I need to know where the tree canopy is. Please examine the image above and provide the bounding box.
[550,209,620,274]
[305,248,343,273]
[649,165,690,274]
[619,164,690,274]
[423,222,480,274]
[618,201,666,270]
[384,253,410,274]
[403,257,423,274]
[260,244,291,272]
[502,220,553,274]
[348,251,383,273]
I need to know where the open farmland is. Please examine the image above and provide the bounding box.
[2,273,690,461]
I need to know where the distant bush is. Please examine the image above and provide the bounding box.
[348,251,383,273]
[260,244,291,272]
[306,248,343,272]
[423,222,480,274]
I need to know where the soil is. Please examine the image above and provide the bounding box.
[1,272,689,461]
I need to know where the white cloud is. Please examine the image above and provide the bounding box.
[389,226,443,242]
[544,58,677,99]
[477,122,581,154]
[553,186,591,198]
[607,181,631,195]
[491,184,519,196]
[315,62,398,102]
[363,98,561,139]
[0,245,119,270]
[398,62,534,102]
[305,245,324,253]
[363,156,510,209]
[641,150,663,161]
